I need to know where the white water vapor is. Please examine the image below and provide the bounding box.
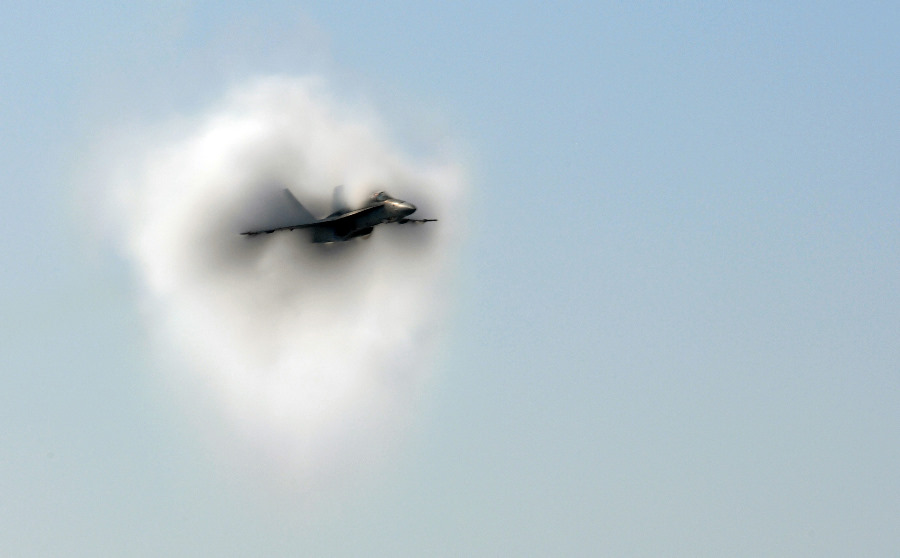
[105,76,465,485]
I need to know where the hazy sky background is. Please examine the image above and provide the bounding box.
[2,2,898,556]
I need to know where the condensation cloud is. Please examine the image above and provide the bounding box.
[105,76,465,486]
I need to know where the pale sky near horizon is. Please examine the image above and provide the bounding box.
[2,2,899,556]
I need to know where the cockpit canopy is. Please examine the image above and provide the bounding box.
[373,191,392,202]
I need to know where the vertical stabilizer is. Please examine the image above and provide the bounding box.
[282,189,316,224]
[331,185,351,214]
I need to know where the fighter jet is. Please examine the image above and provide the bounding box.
[241,187,437,243]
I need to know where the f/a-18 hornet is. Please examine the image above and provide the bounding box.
[241,187,437,243]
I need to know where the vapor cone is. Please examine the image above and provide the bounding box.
[107,76,465,484]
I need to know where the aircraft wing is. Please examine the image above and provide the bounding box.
[240,221,320,236]
[240,205,382,236]
[314,204,380,225]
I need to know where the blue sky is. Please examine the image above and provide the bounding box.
[2,2,898,556]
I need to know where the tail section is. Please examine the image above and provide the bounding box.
[331,185,351,214]
[282,189,316,224]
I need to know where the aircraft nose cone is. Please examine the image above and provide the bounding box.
[398,201,416,216]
